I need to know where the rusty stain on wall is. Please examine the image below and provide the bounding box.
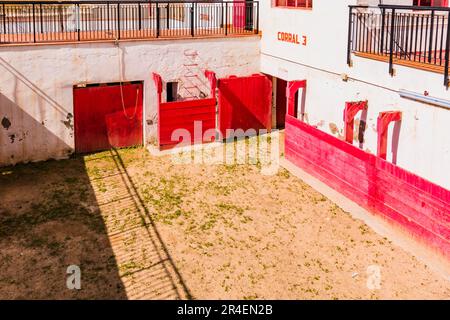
[357,119,366,144]
[1,117,11,130]
[329,122,339,135]
[329,122,344,140]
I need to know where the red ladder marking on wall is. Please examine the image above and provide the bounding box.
[179,49,210,99]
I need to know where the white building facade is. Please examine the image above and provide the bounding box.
[261,0,450,189]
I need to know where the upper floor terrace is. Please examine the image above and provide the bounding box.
[0,0,259,45]
[348,4,450,87]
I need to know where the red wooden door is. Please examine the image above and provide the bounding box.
[218,74,272,139]
[158,98,216,150]
[73,82,143,153]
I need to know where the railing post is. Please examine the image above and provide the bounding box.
[389,8,396,76]
[32,3,36,43]
[255,1,259,34]
[156,4,160,37]
[444,11,450,87]
[166,3,169,30]
[190,2,195,37]
[221,2,224,28]
[117,3,120,39]
[77,4,80,41]
[225,2,228,36]
[428,9,435,64]
[2,4,6,38]
[39,4,43,34]
[107,3,110,32]
[380,7,386,54]
[138,3,141,30]
[347,6,353,66]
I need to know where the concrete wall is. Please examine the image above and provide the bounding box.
[0,36,260,166]
[260,0,450,189]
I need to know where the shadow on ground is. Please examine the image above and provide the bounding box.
[0,148,191,299]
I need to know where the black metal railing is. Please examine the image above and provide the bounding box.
[347,4,450,87]
[0,1,259,44]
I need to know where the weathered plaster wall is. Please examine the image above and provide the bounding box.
[0,36,260,166]
[260,0,450,189]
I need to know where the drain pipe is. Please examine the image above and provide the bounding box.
[399,89,450,110]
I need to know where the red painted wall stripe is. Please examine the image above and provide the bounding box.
[285,115,450,259]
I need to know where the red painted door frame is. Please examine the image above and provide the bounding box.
[343,101,368,144]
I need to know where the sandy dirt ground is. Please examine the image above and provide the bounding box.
[0,145,449,299]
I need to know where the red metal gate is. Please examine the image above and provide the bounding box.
[153,72,217,150]
[73,82,143,153]
[218,74,272,139]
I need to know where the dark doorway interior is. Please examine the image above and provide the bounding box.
[166,81,178,102]
[276,78,288,129]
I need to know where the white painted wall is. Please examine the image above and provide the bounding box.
[260,0,450,189]
[0,36,260,166]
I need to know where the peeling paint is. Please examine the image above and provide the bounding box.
[1,117,11,130]
[329,122,344,140]
[65,148,74,157]
[62,113,74,131]
[8,134,15,143]
[329,123,339,135]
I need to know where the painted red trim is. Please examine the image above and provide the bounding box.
[344,101,368,144]
[152,72,163,97]
[285,115,450,259]
[286,80,307,117]
[377,111,402,160]
[414,0,449,7]
[204,70,217,98]
[152,72,163,147]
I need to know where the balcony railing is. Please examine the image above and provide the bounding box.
[347,4,450,87]
[0,1,259,44]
